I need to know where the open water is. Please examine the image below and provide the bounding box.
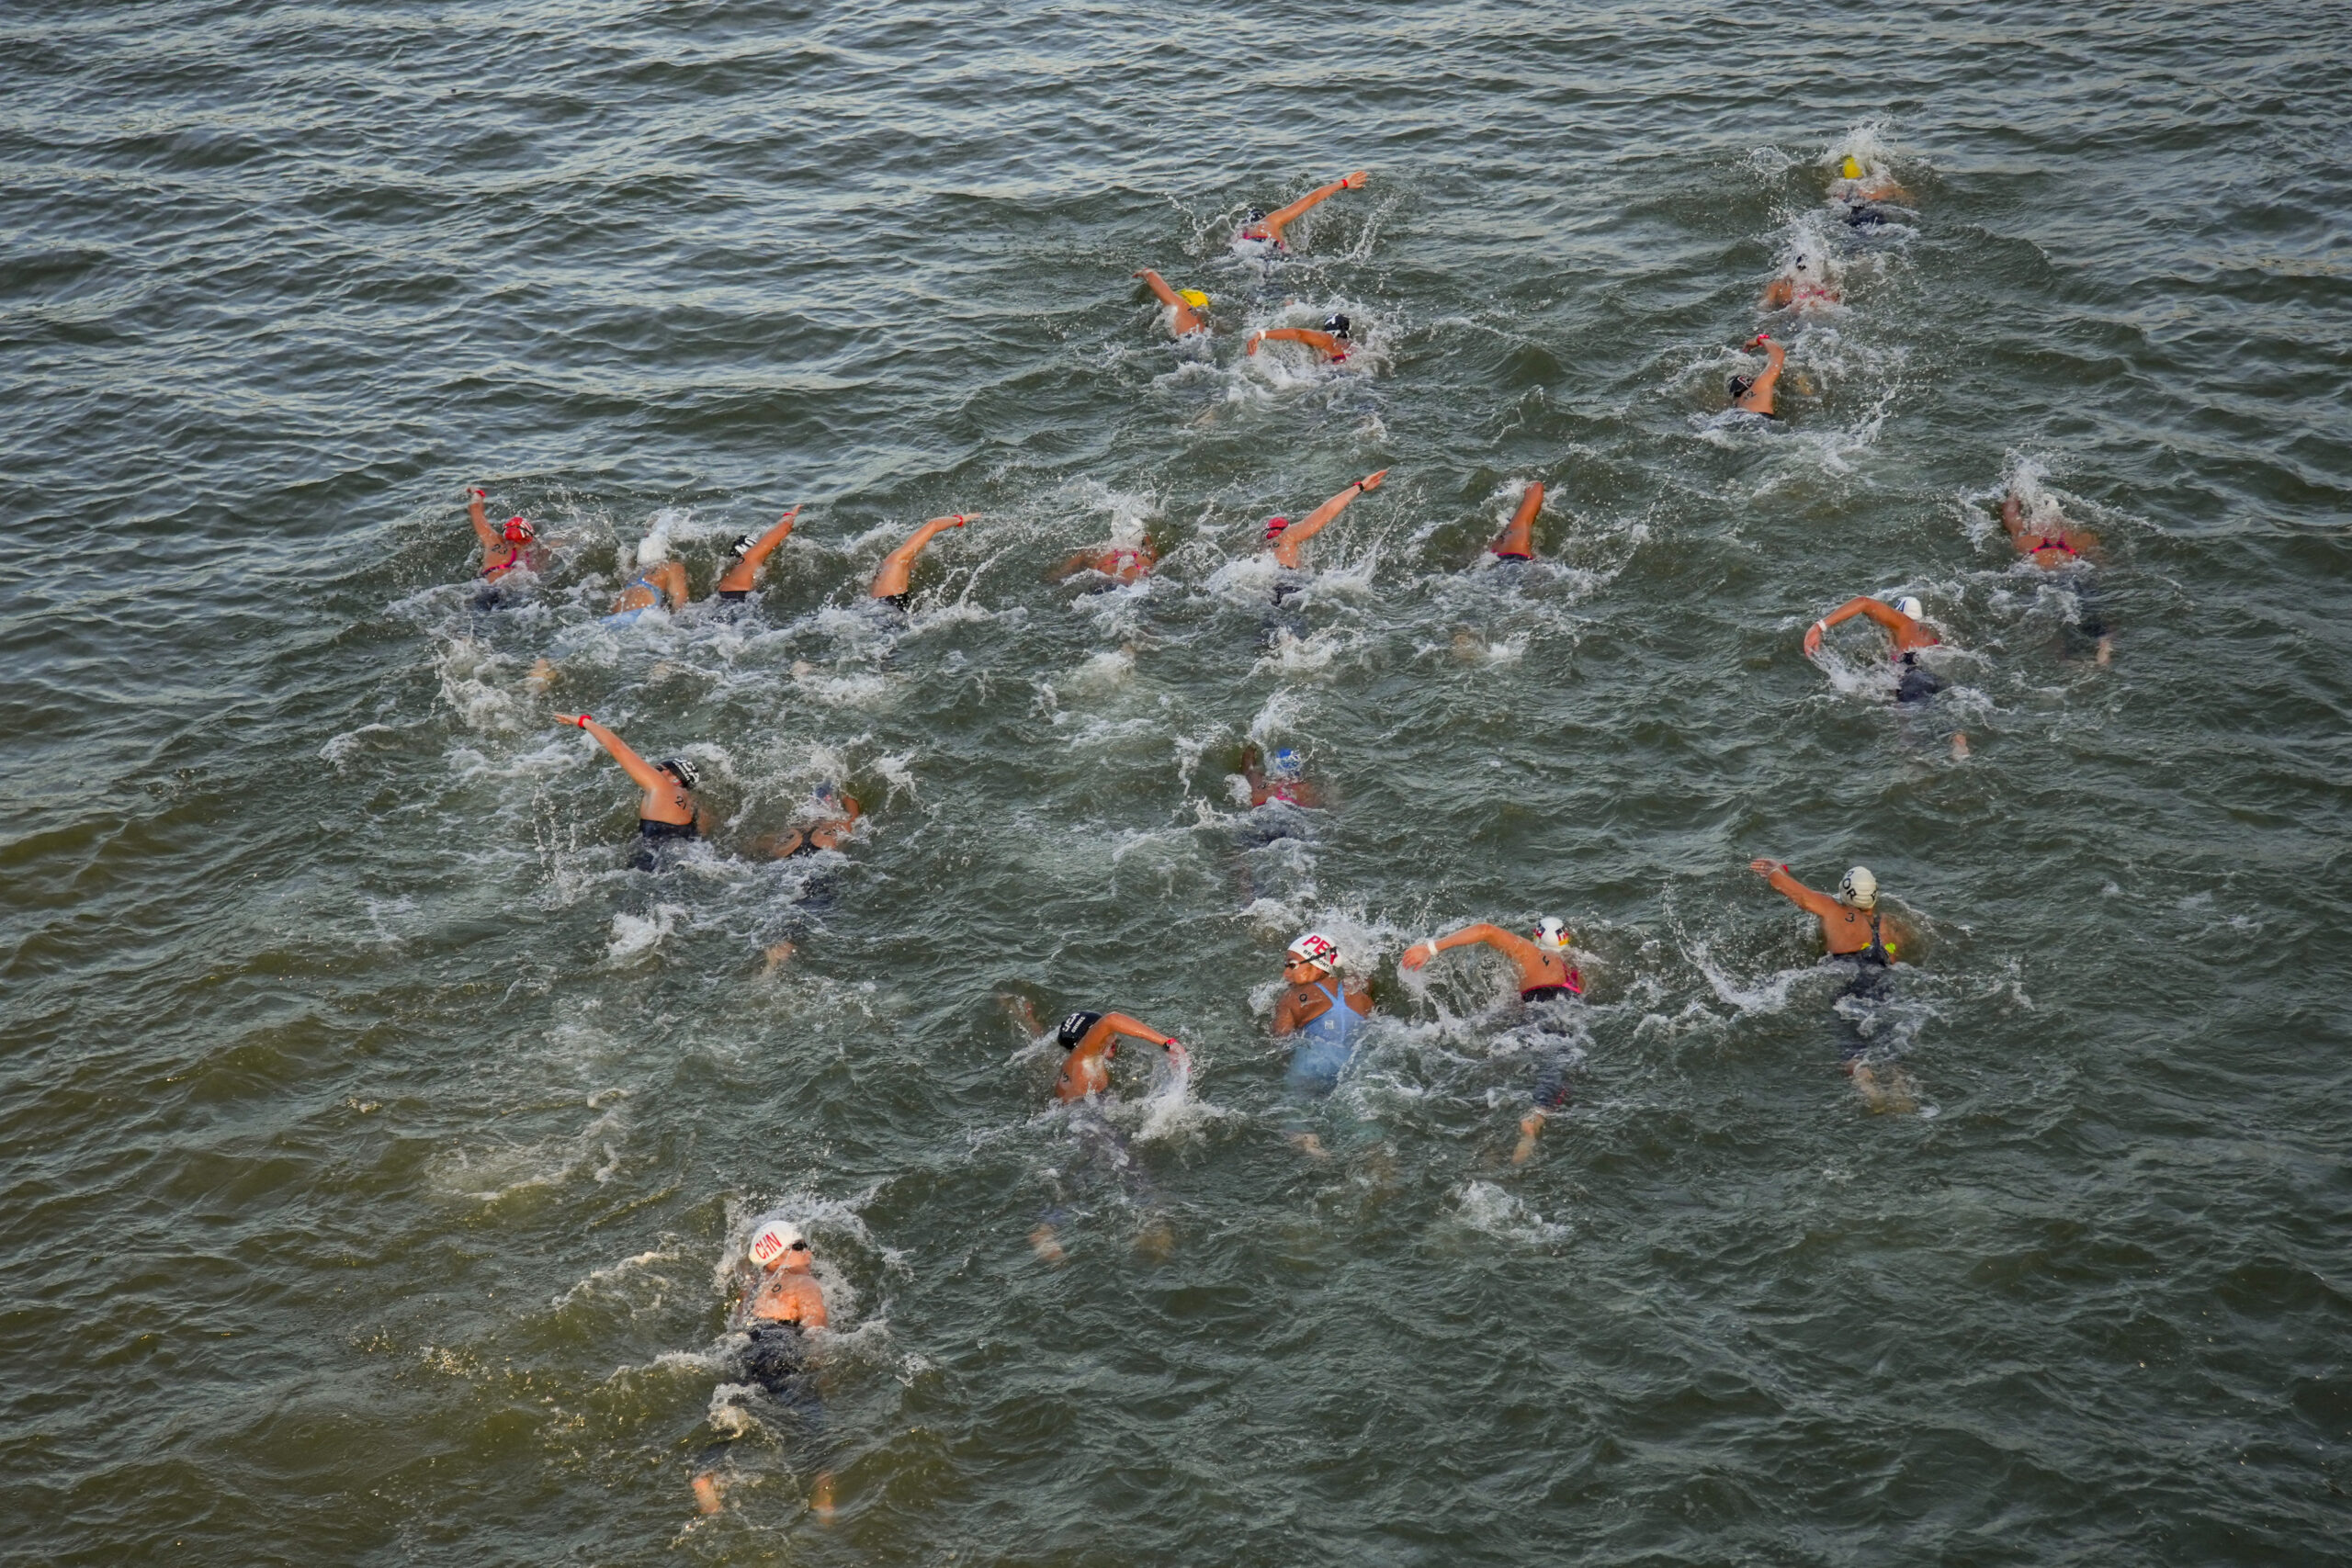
[4,2,2349,1562]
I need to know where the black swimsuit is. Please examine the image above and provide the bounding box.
[639,818,697,840]
[1521,981,1581,1003]
[717,588,752,602]
[1895,650,1942,705]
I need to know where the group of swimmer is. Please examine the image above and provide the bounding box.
[455,150,2120,1518]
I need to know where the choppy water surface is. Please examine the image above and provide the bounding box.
[5,3,2349,1562]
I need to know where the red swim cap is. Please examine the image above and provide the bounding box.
[503,516,535,544]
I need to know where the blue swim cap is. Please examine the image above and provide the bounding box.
[1271,748,1303,779]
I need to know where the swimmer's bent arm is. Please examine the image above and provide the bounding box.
[1749,860,1841,920]
[1804,595,1901,655]
[1247,328,1345,359]
[870,514,977,598]
[1099,1012,1188,1066]
[467,489,501,558]
[1735,335,1786,413]
[1402,923,1537,971]
[562,716,671,795]
[715,506,799,593]
[1133,270,1205,336]
[1271,469,1387,568]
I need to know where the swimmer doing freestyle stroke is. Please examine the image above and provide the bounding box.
[1760,250,1841,313]
[1133,270,1210,338]
[1726,333,1787,418]
[607,530,689,622]
[1488,481,1545,563]
[1272,931,1375,1156]
[1747,860,1922,1112]
[691,1221,835,1521]
[1402,917,1584,1162]
[466,488,545,604]
[1248,313,1351,364]
[713,506,801,604]
[1806,593,1969,758]
[1237,169,1369,254]
[556,713,706,868]
[1048,532,1158,587]
[1827,152,1913,227]
[869,513,978,609]
[1999,485,2111,664]
[1262,468,1388,600]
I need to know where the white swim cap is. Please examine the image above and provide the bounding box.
[637,533,670,566]
[1532,917,1571,951]
[747,1221,805,1268]
[1838,866,1879,908]
[1285,931,1340,972]
[1894,596,1924,621]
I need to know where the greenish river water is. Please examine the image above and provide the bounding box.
[4,3,2348,1562]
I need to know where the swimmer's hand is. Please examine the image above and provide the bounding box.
[1748,858,1785,877]
[1745,333,1773,350]
[1803,619,1826,658]
[556,713,592,729]
[1355,468,1390,494]
[1340,170,1369,189]
[1164,1041,1191,1069]
[1399,939,1438,971]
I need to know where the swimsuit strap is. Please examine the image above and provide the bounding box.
[483,546,522,577]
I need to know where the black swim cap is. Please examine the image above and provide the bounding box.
[728,534,755,558]
[1057,1010,1104,1049]
[660,757,703,790]
[1728,375,1755,401]
[1323,312,1351,338]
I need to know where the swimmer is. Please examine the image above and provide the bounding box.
[1828,152,1913,214]
[2000,487,2110,664]
[1401,917,1583,1160]
[692,1220,833,1519]
[869,513,978,607]
[607,532,689,621]
[1247,314,1351,363]
[712,506,801,604]
[1726,333,1786,417]
[1238,169,1369,253]
[1047,535,1158,586]
[555,714,704,864]
[1760,253,1841,312]
[1053,1010,1190,1102]
[1747,859,1919,1111]
[1241,743,1323,808]
[1264,468,1388,572]
[1133,270,1209,337]
[758,783,862,860]
[1273,931,1374,1154]
[1489,482,1544,562]
[1803,592,1945,705]
[467,489,543,601]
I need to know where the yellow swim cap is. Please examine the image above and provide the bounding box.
[1840,155,1862,180]
[1178,289,1210,308]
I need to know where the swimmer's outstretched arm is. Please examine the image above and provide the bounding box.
[870,514,977,599]
[715,507,800,594]
[466,489,501,559]
[1734,334,1785,414]
[1400,923,1549,974]
[1133,270,1206,337]
[1271,469,1387,568]
[1490,483,1543,559]
[1246,328,1347,360]
[1748,859,1841,919]
[1099,1012,1189,1066]
[1252,170,1369,245]
[559,715,672,795]
[1802,595,1905,656]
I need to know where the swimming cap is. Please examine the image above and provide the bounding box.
[748,1221,804,1268]
[1323,312,1351,338]
[1895,596,1925,621]
[1839,866,1879,908]
[1057,1010,1104,1049]
[728,534,756,558]
[503,516,535,545]
[659,757,703,790]
[1532,917,1570,951]
[1286,931,1340,972]
[1728,375,1755,401]
[1178,288,1210,308]
[637,534,670,567]
[1269,748,1304,779]
[1840,155,1862,180]
[1263,515,1291,540]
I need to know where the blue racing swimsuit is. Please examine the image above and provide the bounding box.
[1286,980,1363,1097]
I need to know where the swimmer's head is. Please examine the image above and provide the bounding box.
[1838,865,1879,909]
[1840,154,1862,180]
[659,757,702,790]
[1269,747,1304,780]
[1727,374,1756,402]
[636,533,670,567]
[1285,931,1340,974]
[1532,917,1571,952]
[811,781,840,807]
[747,1220,807,1269]
[1263,515,1291,541]
[1323,312,1351,339]
[503,516,535,545]
[1895,595,1925,621]
[1178,288,1210,309]
[727,534,756,559]
[1057,1010,1104,1050]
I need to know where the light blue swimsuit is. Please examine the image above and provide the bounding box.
[1286,979,1363,1097]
